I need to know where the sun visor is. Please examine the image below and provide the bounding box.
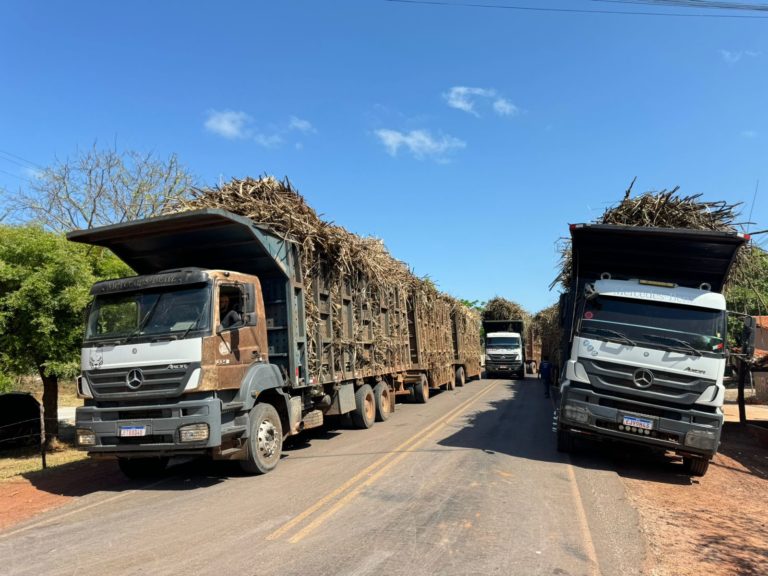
[67,209,291,278]
[570,224,747,292]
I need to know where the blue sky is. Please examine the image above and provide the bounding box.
[1,0,767,312]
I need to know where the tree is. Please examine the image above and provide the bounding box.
[3,144,196,232]
[0,226,131,439]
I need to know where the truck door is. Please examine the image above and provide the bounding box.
[215,283,261,388]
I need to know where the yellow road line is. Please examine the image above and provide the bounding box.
[565,462,602,576]
[284,382,499,544]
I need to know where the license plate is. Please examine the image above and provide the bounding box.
[119,425,147,437]
[622,415,653,430]
[499,365,508,370]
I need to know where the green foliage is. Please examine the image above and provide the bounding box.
[725,245,768,348]
[725,246,768,316]
[459,299,485,311]
[0,226,131,381]
[0,372,16,393]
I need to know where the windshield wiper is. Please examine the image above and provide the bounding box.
[641,334,702,357]
[179,303,209,340]
[585,328,636,346]
[123,296,163,343]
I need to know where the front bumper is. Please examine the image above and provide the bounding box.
[75,395,222,457]
[558,383,722,457]
[485,361,524,375]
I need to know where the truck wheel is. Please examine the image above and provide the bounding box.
[412,374,429,404]
[683,456,710,477]
[455,367,466,388]
[352,384,376,429]
[117,457,169,479]
[373,382,392,422]
[241,403,283,475]
[556,429,575,453]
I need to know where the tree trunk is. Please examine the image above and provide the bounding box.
[39,369,59,441]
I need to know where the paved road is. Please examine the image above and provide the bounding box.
[0,377,645,576]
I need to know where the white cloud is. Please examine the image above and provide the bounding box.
[720,49,760,65]
[375,129,465,160]
[493,97,519,117]
[253,133,283,148]
[741,130,758,139]
[444,86,519,118]
[204,109,253,139]
[289,116,315,133]
[22,166,43,180]
[444,86,495,116]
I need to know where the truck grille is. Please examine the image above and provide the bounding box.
[488,354,518,361]
[85,364,193,400]
[581,359,715,407]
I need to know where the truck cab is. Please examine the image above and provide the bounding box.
[484,331,525,379]
[556,224,748,477]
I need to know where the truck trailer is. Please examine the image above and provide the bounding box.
[483,319,526,379]
[555,223,750,476]
[68,209,481,477]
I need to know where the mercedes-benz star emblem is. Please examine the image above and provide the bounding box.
[126,369,144,390]
[633,368,654,389]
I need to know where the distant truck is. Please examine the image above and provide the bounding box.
[555,223,752,476]
[68,209,481,478]
[483,319,526,379]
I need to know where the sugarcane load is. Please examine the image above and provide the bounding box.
[67,176,482,478]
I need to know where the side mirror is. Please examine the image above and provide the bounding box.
[243,284,257,314]
[243,312,258,327]
[583,283,597,300]
[742,316,756,359]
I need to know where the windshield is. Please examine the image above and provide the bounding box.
[579,295,726,355]
[85,285,211,343]
[486,337,521,349]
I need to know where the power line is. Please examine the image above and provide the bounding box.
[385,0,768,18]
[748,179,759,231]
[0,167,34,185]
[595,0,768,12]
[0,149,44,170]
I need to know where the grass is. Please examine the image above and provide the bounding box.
[0,440,87,480]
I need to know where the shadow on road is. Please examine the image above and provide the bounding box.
[438,377,696,486]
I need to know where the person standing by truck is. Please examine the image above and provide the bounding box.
[539,358,552,398]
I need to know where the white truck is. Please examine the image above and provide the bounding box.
[555,223,752,476]
[483,320,526,379]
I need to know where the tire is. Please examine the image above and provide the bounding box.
[683,456,710,477]
[240,403,283,475]
[352,384,376,429]
[373,381,393,423]
[412,374,429,404]
[455,367,466,388]
[117,457,169,479]
[556,429,575,453]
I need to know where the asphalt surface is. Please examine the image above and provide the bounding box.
[0,376,645,576]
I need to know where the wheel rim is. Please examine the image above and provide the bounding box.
[364,392,375,421]
[380,388,391,415]
[422,379,428,398]
[257,419,279,460]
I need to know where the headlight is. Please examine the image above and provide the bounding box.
[179,423,209,442]
[685,429,717,451]
[76,429,96,446]
[564,405,589,424]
